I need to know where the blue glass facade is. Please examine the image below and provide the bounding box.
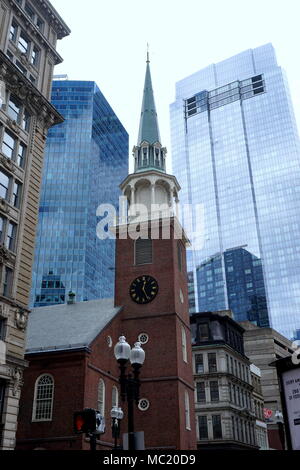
[170,44,300,339]
[30,80,128,307]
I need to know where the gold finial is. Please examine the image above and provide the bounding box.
[147,43,150,63]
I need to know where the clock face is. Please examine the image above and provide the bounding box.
[130,275,159,304]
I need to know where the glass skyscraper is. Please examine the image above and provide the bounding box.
[30,79,128,307]
[170,44,300,339]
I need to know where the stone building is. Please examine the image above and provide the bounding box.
[0,0,69,449]
[250,363,269,449]
[191,311,259,449]
[240,321,294,449]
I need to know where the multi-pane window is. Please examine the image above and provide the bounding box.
[17,143,26,168]
[195,353,204,373]
[97,379,105,417]
[18,32,29,54]
[7,95,30,131]
[2,131,16,159]
[6,222,16,251]
[9,22,17,42]
[208,353,217,372]
[212,415,222,439]
[210,381,219,402]
[3,267,13,297]
[198,323,209,341]
[196,382,206,403]
[33,375,54,421]
[8,96,21,122]
[25,2,35,20]
[198,415,208,440]
[12,181,21,208]
[0,171,9,200]
[31,46,39,66]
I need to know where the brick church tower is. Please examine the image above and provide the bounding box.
[114,54,197,450]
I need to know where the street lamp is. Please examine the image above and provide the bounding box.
[114,336,145,450]
[111,406,124,450]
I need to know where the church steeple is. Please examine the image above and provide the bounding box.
[137,53,161,146]
[133,53,166,174]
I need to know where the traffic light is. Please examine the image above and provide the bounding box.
[74,408,105,435]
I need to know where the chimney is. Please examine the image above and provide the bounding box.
[67,290,76,305]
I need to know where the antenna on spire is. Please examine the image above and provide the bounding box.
[146,43,150,63]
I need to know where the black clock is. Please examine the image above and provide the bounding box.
[129,275,159,304]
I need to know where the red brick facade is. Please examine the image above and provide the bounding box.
[16,218,196,450]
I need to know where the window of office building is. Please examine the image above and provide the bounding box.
[3,267,13,298]
[195,353,204,373]
[212,415,222,439]
[196,382,206,403]
[0,171,9,200]
[208,352,217,372]
[210,381,219,402]
[198,415,208,440]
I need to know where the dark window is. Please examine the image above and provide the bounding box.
[195,353,204,373]
[25,3,35,20]
[9,22,17,42]
[31,46,39,66]
[6,222,16,251]
[198,416,208,440]
[12,182,21,208]
[210,381,219,402]
[212,415,222,439]
[0,317,6,340]
[198,323,209,341]
[208,353,217,372]
[196,382,206,403]
[135,238,152,265]
[22,110,30,132]
[0,379,6,423]
[3,267,13,297]
[17,143,26,168]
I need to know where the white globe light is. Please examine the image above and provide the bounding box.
[114,336,131,361]
[130,341,145,365]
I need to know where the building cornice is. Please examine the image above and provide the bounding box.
[11,0,71,40]
[0,51,63,129]
[9,0,68,65]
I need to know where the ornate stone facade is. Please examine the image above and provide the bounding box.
[0,0,70,450]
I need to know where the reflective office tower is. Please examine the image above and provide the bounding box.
[30,79,128,307]
[170,44,300,339]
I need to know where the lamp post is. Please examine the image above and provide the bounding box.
[111,406,124,450]
[114,336,145,450]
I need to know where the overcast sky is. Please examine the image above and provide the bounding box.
[51,0,300,171]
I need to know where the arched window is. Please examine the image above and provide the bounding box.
[97,379,105,417]
[32,374,54,421]
[184,390,191,430]
[135,238,152,265]
[112,386,118,408]
[181,326,187,363]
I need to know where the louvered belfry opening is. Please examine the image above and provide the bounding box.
[135,238,152,265]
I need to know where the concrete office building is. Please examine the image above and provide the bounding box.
[0,0,69,449]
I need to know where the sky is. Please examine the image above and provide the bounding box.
[51,0,300,171]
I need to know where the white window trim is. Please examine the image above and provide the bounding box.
[97,378,105,417]
[32,373,54,422]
